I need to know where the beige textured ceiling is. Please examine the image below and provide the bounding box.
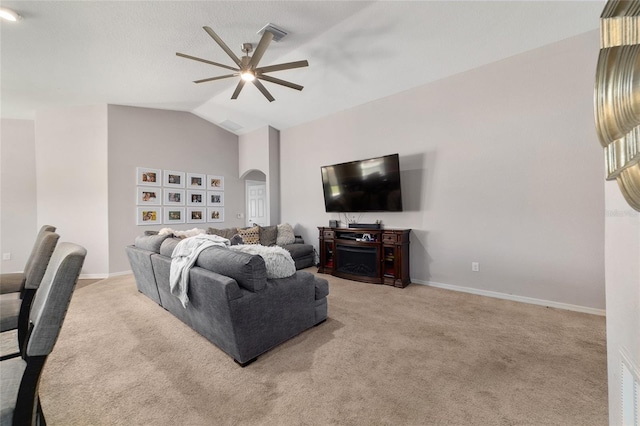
[1,1,605,134]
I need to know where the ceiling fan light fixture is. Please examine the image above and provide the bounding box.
[240,70,256,82]
[0,7,22,22]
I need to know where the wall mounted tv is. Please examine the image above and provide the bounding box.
[321,153,403,212]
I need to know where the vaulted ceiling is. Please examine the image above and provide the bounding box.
[1,1,604,134]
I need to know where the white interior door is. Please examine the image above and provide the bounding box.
[246,180,267,226]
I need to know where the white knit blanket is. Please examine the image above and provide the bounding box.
[169,234,229,307]
[229,244,296,279]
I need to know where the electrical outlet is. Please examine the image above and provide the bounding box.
[471,262,479,272]
[2,253,11,261]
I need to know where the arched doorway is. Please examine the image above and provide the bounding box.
[243,170,267,226]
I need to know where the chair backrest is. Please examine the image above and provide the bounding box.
[16,231,60,352]
[26,242,86,357]
[22,225,57,283]
[24,230,59,290]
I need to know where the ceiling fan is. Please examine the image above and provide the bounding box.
[177,26,309,102]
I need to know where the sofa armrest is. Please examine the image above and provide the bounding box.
[189,267,243,302]
[294,271,329,299]
[314,276,329,299]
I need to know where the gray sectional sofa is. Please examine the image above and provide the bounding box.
[126,234,329,366]
[206,225,316,270]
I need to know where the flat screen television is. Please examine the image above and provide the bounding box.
[321,153,403,212]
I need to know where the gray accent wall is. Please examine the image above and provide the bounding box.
[280,31,606,310]
[107,105,243,274]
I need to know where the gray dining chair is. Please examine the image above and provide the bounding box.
[0,231,60,340]
[0,225,57,295]
[0,242,86,426]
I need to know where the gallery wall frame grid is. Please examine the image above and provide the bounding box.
[135,166,226,225]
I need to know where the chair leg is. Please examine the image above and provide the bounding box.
[13,356,46,426]
[36,396,46,426]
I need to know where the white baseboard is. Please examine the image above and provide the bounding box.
[108,270,132,278]
[411,279,606,316]
[79,273,108,280]
[78,270,131,280]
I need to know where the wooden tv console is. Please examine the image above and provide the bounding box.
[317,227,411,288]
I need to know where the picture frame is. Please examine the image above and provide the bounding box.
[164,189,185,206]
[187,207,206,224]
[187,173,206,189]
[137,167,161,187]
[164,207,185,224]
[207,207,224,223]
[136,207,162,225]
[187,190,205,206]
[207,175,224,190]
[136,187,161,205]
[164,170,185,188]
[207,190,224,207]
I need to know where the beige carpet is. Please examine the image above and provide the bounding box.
[33,271,606,425]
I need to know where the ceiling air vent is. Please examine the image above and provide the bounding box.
[257,23,288,42]
[220,120,243,132]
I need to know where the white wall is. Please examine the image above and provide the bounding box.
[605,180,640,425]
[239,127,269,178]
[0,119,37,273]
[35,106,109,277]
[238,126,280,225]
[107,105,243,274]
[280,31,605,310]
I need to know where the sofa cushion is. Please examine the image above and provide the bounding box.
[281,243,313,259]
[238,226,260,245]
[276,223,296,246]
[135,234,170,253]
[258,225,278,246]
[159,238,181,257]
[229,245,296,279]
[207,227,239,239]
[195,246,267,292]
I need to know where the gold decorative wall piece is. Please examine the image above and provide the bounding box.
[595,0,640,211]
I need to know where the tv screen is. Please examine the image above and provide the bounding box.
[321,154,403,212]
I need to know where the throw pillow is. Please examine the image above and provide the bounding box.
[259,225,278,246]
[276,223,295,246]
[238,226,260,245]
[207,227,238,240]
[229,234,244,246]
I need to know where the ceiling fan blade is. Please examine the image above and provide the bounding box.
[252,79,275,102]
[176,52,239,72]
[257,74,303,91]
[203,26,242,67]
[231,80,246,99]
[193,74,237,84]
[249,30,273,69]
[256,60,309,74]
